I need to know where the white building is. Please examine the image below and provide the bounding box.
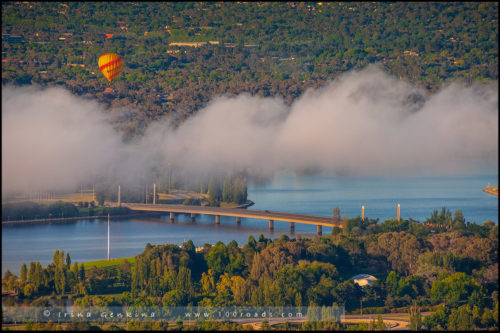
[351,274,377,287]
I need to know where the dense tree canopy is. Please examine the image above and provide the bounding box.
[2,2,497,139]
[3,208,498,330]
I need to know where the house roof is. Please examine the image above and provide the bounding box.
[351,274,377,281]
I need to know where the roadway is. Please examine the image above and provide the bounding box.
[241,312,432,330]
[121,203,343,228]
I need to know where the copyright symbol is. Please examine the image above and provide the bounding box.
[43,310,51,317]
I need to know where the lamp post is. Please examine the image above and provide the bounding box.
[107,214,110,261]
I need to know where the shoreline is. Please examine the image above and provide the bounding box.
[1,201,254,226]
[1,212,163,226]
[235,200,255,208]
[483,186,498,196]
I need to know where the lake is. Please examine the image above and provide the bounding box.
[2,171,498,275]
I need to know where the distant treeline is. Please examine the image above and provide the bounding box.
[94,171,248,206]
[2,2,497,139]
[208,173,248,206]
[1,201,129,221]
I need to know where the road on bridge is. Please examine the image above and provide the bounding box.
[121,203,343,228]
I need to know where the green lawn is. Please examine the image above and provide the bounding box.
[82,257,136,270]
[77,206,106,216]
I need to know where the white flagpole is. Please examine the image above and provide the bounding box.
[107,213,110,261]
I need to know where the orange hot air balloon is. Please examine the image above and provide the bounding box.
[98,53,123,82]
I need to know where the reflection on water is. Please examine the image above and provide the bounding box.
[2,172,497,274]
[248,171,498,224]
[2,215,320,274]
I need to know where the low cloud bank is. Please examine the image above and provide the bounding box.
[2,66,498,194]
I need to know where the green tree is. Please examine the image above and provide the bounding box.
[52,249,67,295]
[208,176,221,206]
[162,289,188,307]
[430,272,483,307]
[20,263,27,283]
[225,240,245,276]
[385,271,400,296]
[423,306,449,330]
[79,264,85,282]
[375,231,425,275]
[205,242,229,278]
[65,252,71,270]
[409,302,422,330]
[448,304,476,331]
[222,173,233,203]
[231,176,247,204]
[260,319,271,330]
[200,269,216,295]
[23,283,35,298]
[152,319,169,330]
[376,314,386,330]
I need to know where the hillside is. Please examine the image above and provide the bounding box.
[2,2,498,139]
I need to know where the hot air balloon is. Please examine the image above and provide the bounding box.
[98,53,123,82]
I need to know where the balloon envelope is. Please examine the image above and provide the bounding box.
[98,53,123,82]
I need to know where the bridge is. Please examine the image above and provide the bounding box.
[121,203,344,235]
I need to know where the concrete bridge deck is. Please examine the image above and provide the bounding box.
[121,203,343,234]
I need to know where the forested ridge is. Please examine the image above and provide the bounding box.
[3,208,498,330]
[2,2,497,139]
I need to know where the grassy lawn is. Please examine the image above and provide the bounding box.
[77,206,106,215]
[2,192,95,205]
[158,189,209,201]
[83,257,136,270]
[53,192,95,203]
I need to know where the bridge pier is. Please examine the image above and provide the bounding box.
[123,204,339,234]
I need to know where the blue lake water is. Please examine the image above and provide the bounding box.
[2,171,498,275]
